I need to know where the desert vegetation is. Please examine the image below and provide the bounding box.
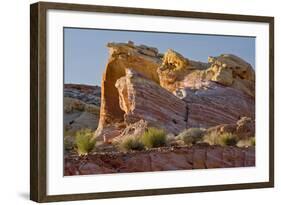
[176,128,206,146]
[203,131,238,146]
[118,127,167,152]
[66,125,255,155]
[140,127,167,148]
[119,135,145,151]
[74,129,96,156]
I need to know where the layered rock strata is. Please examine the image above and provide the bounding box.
[115,69,187,134]
[64,145,255,175]
[95,41,255,142]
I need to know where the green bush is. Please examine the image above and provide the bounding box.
[141,127,167,148]
[219,132,238,146]
[119,135,145,151]
[203,131,238,146]
[177,128,205,145]
[75,129,96,156]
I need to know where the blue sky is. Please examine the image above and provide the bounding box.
[64,28,255,86]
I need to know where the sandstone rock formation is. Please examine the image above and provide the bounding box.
[95,41,255,143]
[96,42,162,140]
[64,145,255,175]
[175,82,255,128]
[115,69,187,134]
[158,52,255,97]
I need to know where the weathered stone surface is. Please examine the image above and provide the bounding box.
[64,97,100,135]
[206,117,255,140]
[158,52,255,97]
[175,81,255,128]
[205,146,224,168]
[115,69,187,136]
[158,49,209,92]
[150,152,193,171]
[236,117,255,139]
[113,120,148,143]
[64,145,255,176]
[64,84,101,106]
[96,42,162,140]
[206,54,255,97]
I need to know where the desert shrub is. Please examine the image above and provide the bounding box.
[141,127,167,148]
[237,137,255,147]
[177,128,205,145]
[119,135,145,151]
[75,129,96,156]
[219,133,238,146]
[203,131,238,146]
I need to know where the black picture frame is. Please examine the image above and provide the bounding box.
[30,1,274,202]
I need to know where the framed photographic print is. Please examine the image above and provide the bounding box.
[30,1,274,202]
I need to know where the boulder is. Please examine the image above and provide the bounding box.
[113,119,149,143]
[206,54,255,97]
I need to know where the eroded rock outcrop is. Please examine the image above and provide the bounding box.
[96,42,162,140]
[206,54,255,97]
[115,69,187,134]
[174,82,255,128]
[96,42,255,142]
[158,51,255,97]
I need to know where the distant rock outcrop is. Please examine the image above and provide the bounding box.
[64,84,101,106]
[64,84,101,136]
[95,41,255,142]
